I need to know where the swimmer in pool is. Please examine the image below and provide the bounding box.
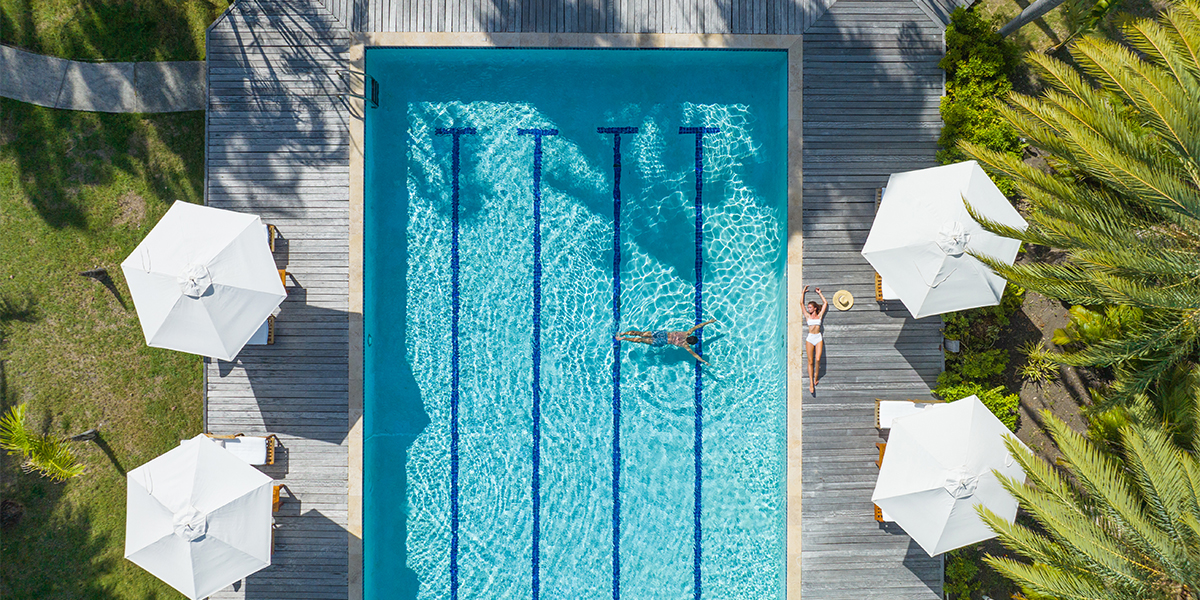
[803,286,828,394]
[617,319,717,365]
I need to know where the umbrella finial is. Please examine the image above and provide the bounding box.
[944,468,980,499]
[936,221,970,256]
[172,506,208,541]
[177,264,213,298]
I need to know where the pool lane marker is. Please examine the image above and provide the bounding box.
[435,126,476,600]
[517,127,557,600]
[679,125,719,600]
[598,126,638,600]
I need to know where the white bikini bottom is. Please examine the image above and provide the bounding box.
[807,332,823,345]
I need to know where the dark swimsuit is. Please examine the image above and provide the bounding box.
[651,330,669,347]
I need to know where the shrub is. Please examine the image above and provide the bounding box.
[1018,340,1059,384]
[944,549,981,599]
[943,285,1025,352]
[0,404,85,482]
[1052,304,1143,349]
[938,7,1024,196]
[933,381,1020,431]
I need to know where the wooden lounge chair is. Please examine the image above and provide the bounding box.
[246,314,276,346]
[875,442,886,468]
[265,223,279,253]
[273,484,283,513]
[875,399,946,430]
[204,433,279,466]
[872,187,898,303]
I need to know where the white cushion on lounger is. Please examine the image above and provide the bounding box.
[212,436,269,466]
[878,401,934,430]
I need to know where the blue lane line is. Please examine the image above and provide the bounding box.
[517,127,557,600]
[679,125,718,600]
[598,126,637,600]
[435,126,476,600]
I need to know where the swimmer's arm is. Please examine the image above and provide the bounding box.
[687,318,717,335]
[685,345,710,366]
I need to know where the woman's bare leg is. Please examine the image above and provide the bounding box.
[806,341,816,393]
[813,341,825,388]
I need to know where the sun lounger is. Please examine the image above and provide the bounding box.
[875,399,946,430]
[265,223,279,253]
[873,188,901,303]
[204,433,279,466]
[873,441,896,522]
[246,314,276,346]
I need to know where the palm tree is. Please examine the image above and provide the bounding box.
[981,414,1200,599]
[964,0,1200,402]
[0,404,85,482]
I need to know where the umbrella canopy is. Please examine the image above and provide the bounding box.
[871,395,1028,556]
[861,161,1027,319]
[121,201,286,361]
[126,434,273,599]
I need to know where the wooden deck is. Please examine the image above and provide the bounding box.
[203,0,954,596]
[204,1,351,598]
[800,0,946,596]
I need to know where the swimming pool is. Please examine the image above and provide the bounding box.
[363,47,789,599]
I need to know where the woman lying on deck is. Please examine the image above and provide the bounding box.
[804,286,828,394]
[617,319,717,365]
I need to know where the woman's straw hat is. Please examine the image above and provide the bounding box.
[832,290,854,311]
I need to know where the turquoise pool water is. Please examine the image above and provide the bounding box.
[364,47,788,599]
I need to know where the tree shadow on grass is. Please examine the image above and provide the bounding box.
[0,291,38,327]
[0,0,224,62]
[0,478,126,600]
[0,99,206,230]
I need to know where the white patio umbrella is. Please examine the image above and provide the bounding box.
[872,395,1028,556]
[121,201,286,361]
[125,434,274,599]
[861,161,1027,319]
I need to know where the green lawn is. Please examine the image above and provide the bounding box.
[0,99,207,599]
[0,0,228,61]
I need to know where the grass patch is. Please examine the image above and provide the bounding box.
[974,0,1170,62]
[0,0,228,61]
[0,99,205,598]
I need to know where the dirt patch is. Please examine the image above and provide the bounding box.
[114,191,146,228]
[998,291,1090,463]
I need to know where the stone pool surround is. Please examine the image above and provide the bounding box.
[346,32,803,599]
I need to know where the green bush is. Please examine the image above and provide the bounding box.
[933,381,1020,431]
[944,549,982,598]
[1052,304,1143,348]
[1019,340,1059,384]
[938,7,1024,196]
[960,348,1009,381]
[943,285,1025,352]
